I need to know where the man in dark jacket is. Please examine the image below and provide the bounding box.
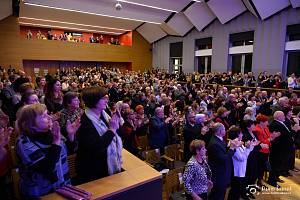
[108,82,119,103]
[149,107,170,153]
[208,122,237,200]
[183,111,201,162]
[268,111,293,187]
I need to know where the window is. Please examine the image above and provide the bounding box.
[170,42,183,73]
[195,37,212,73]
[195,37,212,50]
[287,24,300,41]
[171,58,183,74]
[230,31,254,47]
[286,24,300,76]
[229,31,254,73]
[198,56,211,74]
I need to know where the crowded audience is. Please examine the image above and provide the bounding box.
[0,65,299,199]
[25,29,122,45]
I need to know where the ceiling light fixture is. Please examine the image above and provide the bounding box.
[115,1,122,11]
[19,17,131,31]
[19,22,123,35]
[117,0,178,13]
[192,0,203,3]
[24,2,162,24]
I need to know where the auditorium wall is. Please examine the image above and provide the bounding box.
[152,7,300,75]
[0,16,152,72]
[0,0,12,21]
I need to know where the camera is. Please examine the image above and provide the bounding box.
[115,2,122,11]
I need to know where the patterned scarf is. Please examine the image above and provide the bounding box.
[85,108,123,175]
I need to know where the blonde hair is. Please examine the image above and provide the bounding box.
[17,104,47,135]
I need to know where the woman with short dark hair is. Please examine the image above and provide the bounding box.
[227,125,256,200]
[183,139,212,200]
[242,120,266,199]
[76,86,122,184]
[59,92,82,155]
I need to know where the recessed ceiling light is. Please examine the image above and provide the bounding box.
[117,0,178,13]
[24,2,162,24]
[19,17,131,31]
[19,22,123,35]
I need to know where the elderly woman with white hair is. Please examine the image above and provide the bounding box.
[243,107,256,121]
[195,113,204,124]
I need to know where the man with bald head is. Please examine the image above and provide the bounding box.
[268,111,294,187]
[272,96,289,114]
[208,122,237,200]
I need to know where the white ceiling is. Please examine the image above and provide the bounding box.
[19,0,300,42]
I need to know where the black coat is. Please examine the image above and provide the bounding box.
[183,123,201,162]
[268,120,294,172]
[207,135,235,187]
[243,130,261,184]
[75,113,115,184]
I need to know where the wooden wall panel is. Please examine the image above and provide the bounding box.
[0,16,152,72]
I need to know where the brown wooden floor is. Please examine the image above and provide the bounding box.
[252,158,300,200]
[164,158,300,200]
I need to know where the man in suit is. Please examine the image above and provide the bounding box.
[208,122,237,200]
[183,111,201,162]
[268,111,293,187]
[149,107,170,153]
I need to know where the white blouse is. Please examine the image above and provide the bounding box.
[232,145,253,177]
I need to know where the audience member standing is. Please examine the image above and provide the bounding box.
[242,120,266,199]
[254,114,272,188]
[287,73,296,88]
[0,112,12,199]
[59,92,82,155]
[183,140,212,200]
[44,79,63,114]
[207,122,237,200]
[149,107,170,153]
[35,76,46,102]
[120,109,138,155]
[76,86,122,184]
[183,111,201,162]
[26,29,32,39]
[16,104,77,198]
[227,126,255,200]
[268,111,293,187]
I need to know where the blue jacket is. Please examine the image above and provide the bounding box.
[149,116,169,149]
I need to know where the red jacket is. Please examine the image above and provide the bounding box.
[254,124,270,154]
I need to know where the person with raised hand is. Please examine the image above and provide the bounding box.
[76,86,123,184]
[16,104,70,198]
[207,122,237,200]
[59,92,82,154]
